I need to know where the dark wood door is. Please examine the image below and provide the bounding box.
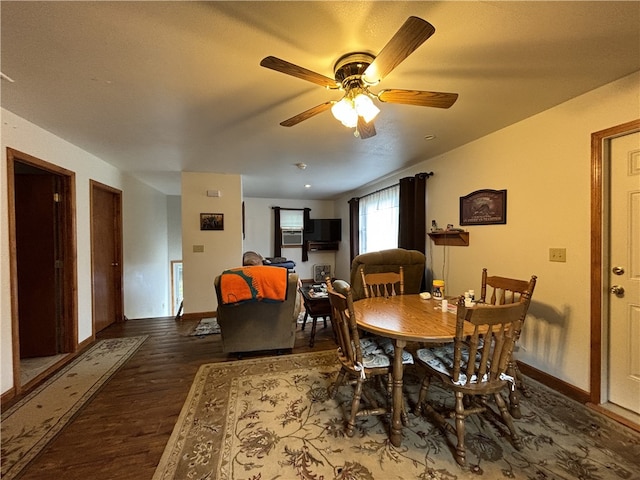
[91,183,123,332]
[15,173,59,357]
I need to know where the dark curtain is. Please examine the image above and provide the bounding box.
[348,197,360,263]
[302,208,311,262]
[272,206,281,258]
[398,172,431,253]
[398,172,431,292]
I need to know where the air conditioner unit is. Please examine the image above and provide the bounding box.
[313,264,331,283]
[281,228,303,246]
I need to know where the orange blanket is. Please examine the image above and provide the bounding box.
[219,266,288,304]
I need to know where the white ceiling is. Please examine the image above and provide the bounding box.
[2,1,639,199]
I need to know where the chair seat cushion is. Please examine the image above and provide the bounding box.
[377,337,414,365]
[361,352,391,368]
[357,338,391,368]
[359,337,413,366]
[416,345,485,386]
[344,337,415,370]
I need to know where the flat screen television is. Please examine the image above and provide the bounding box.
[304,218,342,242]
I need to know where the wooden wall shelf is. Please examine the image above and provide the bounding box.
[307,241,339,252]
[428,231,469,246]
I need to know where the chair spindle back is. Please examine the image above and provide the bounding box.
[326,279,362,367]
[359,266,404,298]
[452,295,528,387]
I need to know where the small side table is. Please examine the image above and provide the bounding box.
[299,285,332,347]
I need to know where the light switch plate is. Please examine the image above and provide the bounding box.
[193,244,205,253]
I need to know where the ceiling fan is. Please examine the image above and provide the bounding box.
[260,16,458,139]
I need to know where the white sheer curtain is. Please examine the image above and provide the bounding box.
[359,185,399,253]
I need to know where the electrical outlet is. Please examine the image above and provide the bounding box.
[549,247,566,262]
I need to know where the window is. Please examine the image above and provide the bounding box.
[359,185,399,253]
[280,209,304,229]
[273,207,309,259]
[279,209,304,248]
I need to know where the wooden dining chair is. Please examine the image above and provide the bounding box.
[414,295,528,466]
[359,265,404,298]
[325,279,392,437]
[359,265,416,371]
[480,268,537,418]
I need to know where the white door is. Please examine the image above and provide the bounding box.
[608,131,640,415]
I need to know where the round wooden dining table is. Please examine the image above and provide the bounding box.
[353,294,468,447]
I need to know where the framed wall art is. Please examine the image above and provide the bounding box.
[460,189,507,226]
[200,213,224,231]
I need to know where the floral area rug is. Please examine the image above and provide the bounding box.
[153,350,640,480]
[1,336,147,480]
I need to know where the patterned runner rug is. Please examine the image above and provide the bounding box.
[190,318,221,336]
[191,312,312,337]
[1,336,147,480]
[153,350,640,479]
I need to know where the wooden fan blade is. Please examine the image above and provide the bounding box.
[357,116,376,139]
[280,102,334,127]
[378,89,458,108]
[260,56,339,89]
[363,16,435,84]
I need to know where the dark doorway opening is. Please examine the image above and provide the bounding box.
[7,148,77,392]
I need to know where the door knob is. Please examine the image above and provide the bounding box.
[610,285,624,296]
[612,266,625,275]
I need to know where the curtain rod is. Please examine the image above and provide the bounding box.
[271,207,310,211]
[354,172,433,200]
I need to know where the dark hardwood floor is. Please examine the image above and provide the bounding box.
[17,315,337,480]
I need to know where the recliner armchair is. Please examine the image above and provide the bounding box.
[350,248,426,301]
[214,272,301,355]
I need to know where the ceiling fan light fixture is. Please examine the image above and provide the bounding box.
[354,93,380,123]
[331,97,358,128]
[262,17,455,138]
[331,90,379,128]
[341,111,358,128]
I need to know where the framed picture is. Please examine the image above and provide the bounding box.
[460,189,507,225]
[200,213,224,231]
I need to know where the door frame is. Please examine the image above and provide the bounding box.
[90,180,124,333]
[590,118,640,405]
[6,148,78,394]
